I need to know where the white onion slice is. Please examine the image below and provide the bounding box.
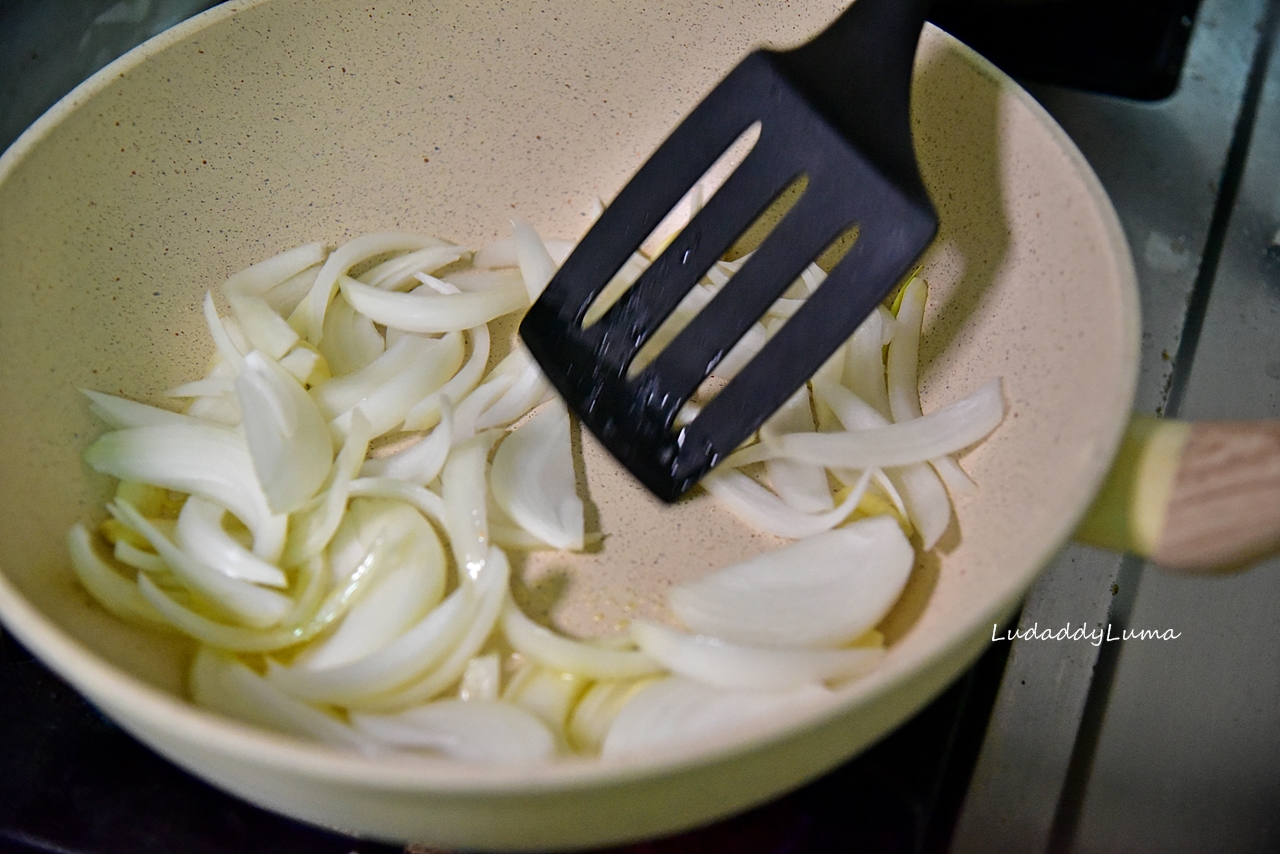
[402,323,491,431]
[284,411,372,564]
[760,385,832,513]
[313,333,460,419]
[812,377,953,550]
[293,502,447,670]
[473,352,551,431]
[83,422,286,562]
[360,398,454,484]
[350,700,556,762]
[174,497,288,587]
[441,432,499,579]
[67,524,171,629]
[318,292,385,376]
[764,379,1005,469]
[699,467,871,540]
[108,498,290,628]
[502,663,589,736]
[236,351,334,515]
[887,278,978,496]
[222,241,327,297]
[326,336,463,440]
[842,305,895,421]
[113,538,166,573]
[349,545,510,711]
[567,678,655,754]
[203,292,246,371]
[601,676,833,758]
[339,274,526,334]
[347,478,447,529]
[500,598,662,679]
[668,517,913,648]
[229,293,300,360]
[489,400,584,551]
[359,245,467,291]
[81,389,197,429]
[135,552,336,652]
[265,581,477,704]
[300,233,463,342]
[630,620,884,691]
[191,648,378,751]
[473,235,574,269]
[511,219,558,302]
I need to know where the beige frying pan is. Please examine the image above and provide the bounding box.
[0,0,1274,850]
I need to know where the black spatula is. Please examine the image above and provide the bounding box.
[519,0,937,502]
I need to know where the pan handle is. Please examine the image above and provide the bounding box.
[1076,415,1280,573]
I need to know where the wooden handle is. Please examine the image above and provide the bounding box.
[1153,420,1280,571]
[1077,417,1280,573]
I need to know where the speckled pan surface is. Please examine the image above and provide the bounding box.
[0,0,1139,849]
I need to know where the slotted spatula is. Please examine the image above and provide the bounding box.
[519,0,938,502]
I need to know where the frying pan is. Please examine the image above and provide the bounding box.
[0,0,1272,849]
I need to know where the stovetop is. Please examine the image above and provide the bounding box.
[3,0,1280,851]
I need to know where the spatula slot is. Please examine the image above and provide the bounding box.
[581,121,762,330]
[664,218,864,427]
[626,172,810,379]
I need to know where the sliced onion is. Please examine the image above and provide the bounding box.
[82,389,197,429]
[203,291,246,372]
[191,648,378,751]
[300,233,464,342]
[67,524,171,630]
[83,421,286,562]
[338,274,526,334]
[630,620,884,691]
[812,377,953,550]
[760,385,832,513]
[174,496,288,587]
[347,477,447,529]
[318,292,385,376]
[360,398,454,484]
[567,678,656,754]
[137,546,377,653]
[222,241,327,298]
[229,293,299,360]
[359,245,469,291]
[108,498,291,629]
[473,235,574,269]
[511,219,559,302]
[601,676,834,758]
[842,305,895,420]
[284,410,373,564]
[441,431,499,579]
[349,545,510,711]
[312,333,459,420]
[350,699,556,762]
[668,517,914,648]
[236,351,334,515]
[698,466,871,540]
[887,278,978,496]
[265,581,477,704]
[500,597,662,679]
[291,501,447,670]
[489,400,584,551]
[503,662,589,737]
[459,653,502,702]
[764,379,1005,469]
[326,335,463,440]
[402,323,491,431]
